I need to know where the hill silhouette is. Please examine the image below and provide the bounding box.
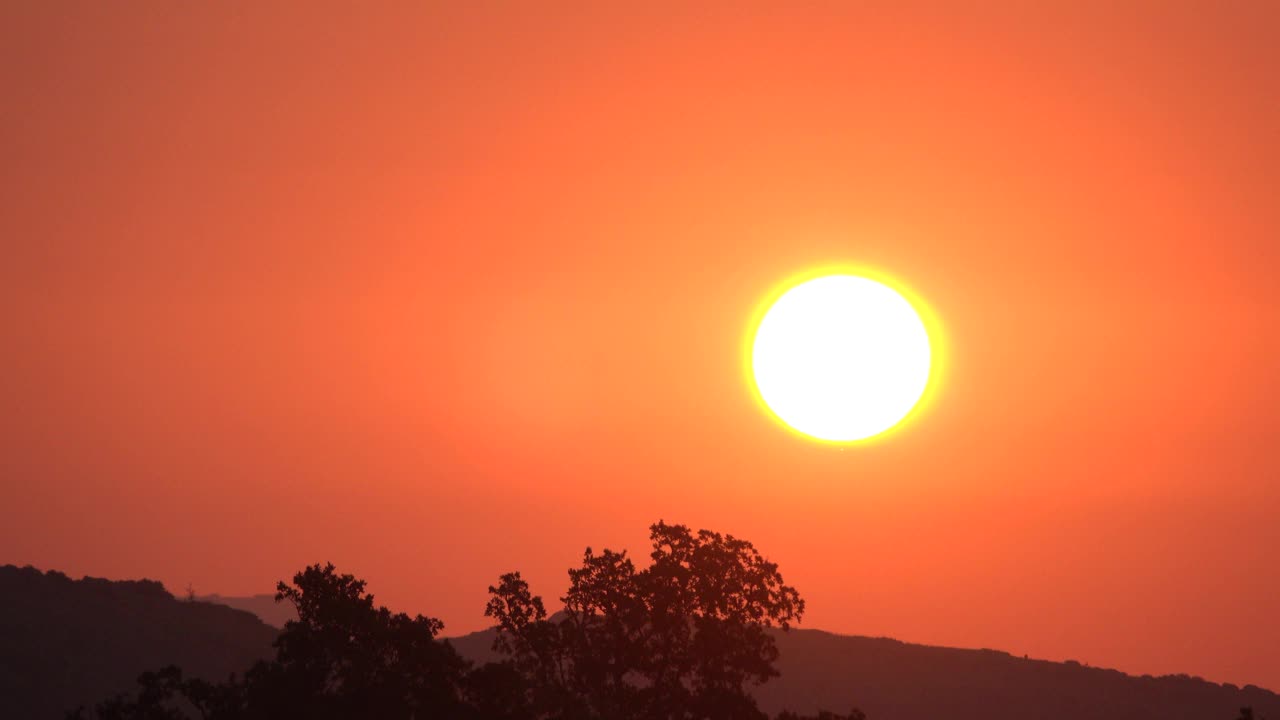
[445,623,1280,720]
[193,593,296,629]
[755,629,1279,720]
[5,561,1278,719]
[0,565,277,719]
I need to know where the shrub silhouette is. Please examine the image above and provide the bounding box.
[71,522,862,720]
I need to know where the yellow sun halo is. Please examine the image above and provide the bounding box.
[749,272,936,443]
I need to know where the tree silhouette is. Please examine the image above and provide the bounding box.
[67,667,191,720]
[72,563,472,719]
[73,523,863,720]
[484,521,806,720]
[235,562,471,718]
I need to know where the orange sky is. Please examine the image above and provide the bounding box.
[3,1,1278,691]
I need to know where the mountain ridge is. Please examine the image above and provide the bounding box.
[3,565,1275,720]
[444,623,1279,719]
[0,565,278,719]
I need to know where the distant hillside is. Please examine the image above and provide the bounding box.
[0,565,277,719]
[195,593,296,628]
[760,629,1279,720]
[449,625,1280,720]
[7,566,1277,720]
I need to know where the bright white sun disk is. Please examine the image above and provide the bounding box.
[751,275,932,442]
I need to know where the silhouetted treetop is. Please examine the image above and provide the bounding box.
[73,523,823,719]
[71,563,471,720]
[642,521,805,628]
[485,520,806,720]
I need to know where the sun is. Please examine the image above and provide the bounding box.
[749,272,935,443]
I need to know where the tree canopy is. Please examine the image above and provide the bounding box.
[72,522,861,720]
[485,521,805,720]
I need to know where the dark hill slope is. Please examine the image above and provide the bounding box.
[6,567,1277,720]
[0,565,276,719]
[759,629,1279,720]
[194,593,296,629]
[448,625,1280,720]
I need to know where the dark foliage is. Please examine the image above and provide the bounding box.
[484,521,805,720]
[69,523,859,720]
[71,563,474,720]
[26,519,1280,720]
[245,563,471,718]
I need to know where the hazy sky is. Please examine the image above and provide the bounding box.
[3,2,1278,690]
